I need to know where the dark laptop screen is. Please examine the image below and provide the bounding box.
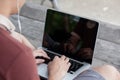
[42,9,99,64]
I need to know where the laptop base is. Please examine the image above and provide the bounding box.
[37,63,90,80]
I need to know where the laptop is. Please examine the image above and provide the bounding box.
[37,9,99,80]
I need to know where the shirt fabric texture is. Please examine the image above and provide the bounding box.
[0,14,40,80]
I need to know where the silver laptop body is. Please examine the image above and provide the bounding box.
[37,9,99,80]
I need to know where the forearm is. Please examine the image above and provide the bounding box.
[48,76,61,80]
[48,76,56,80]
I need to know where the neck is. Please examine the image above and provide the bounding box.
[0,11,10,18]
[0,2,11,18]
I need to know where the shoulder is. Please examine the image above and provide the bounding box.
[0,25,39,80]
[0,27,33,75]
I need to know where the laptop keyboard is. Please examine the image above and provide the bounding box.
[68,60,83,72]
[44,50,84,73]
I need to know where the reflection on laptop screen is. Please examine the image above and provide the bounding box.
[42,9,99,64]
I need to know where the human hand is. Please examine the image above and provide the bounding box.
[48,56,71,80]
[33,49,50,64]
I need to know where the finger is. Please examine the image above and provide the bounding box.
[64,57,70,63]
[39,49,47,54]
[61,55,66,60]
[35,51,50,59]
[53,56,59,61]
[36,49,47,55]
[48,61,52,65]
[41,52,50,59]
[67,62,71,69]
[40,50,50,59]
[65,62,71,72]
[41,53,50,59]
[36,59,45,64]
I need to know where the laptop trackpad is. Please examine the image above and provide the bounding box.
[37,64,48,78]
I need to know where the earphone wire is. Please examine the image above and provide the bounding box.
[17,0,22,33]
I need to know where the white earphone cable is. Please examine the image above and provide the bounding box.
[17,0,22,33]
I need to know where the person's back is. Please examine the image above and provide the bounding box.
[0,27,40,80]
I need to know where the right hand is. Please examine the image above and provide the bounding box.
[48,56,71,80]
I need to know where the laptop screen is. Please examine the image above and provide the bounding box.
[42,9,99,64]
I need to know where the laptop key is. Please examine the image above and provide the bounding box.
[68,60,83,72]
[44,50,83,73]
[36,56,51,64]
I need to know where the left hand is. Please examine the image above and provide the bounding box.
[33,49,50,64]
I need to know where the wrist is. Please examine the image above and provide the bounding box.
[48,75,62,80]
[48,76,56,80]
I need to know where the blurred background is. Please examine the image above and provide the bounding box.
[10,0,120,71]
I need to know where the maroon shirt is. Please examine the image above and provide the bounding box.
[0,26,40,80]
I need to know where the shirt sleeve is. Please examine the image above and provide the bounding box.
[0,26,40,80]
[6,50,40,80]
